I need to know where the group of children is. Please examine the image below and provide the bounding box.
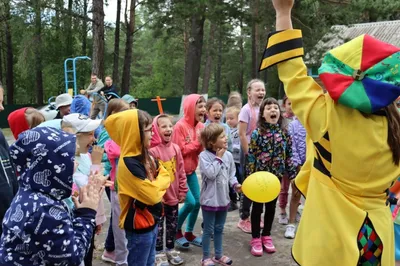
[0,78,308,266]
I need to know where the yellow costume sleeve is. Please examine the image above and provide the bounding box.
[260,30,332,142]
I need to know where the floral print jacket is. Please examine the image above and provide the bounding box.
[246,123,297,180]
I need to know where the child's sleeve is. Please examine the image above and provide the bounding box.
[172,123,202,157]
[122,160,171,206]
[228,153,239,188]
[285,134,298,180]
[288,122,300,167]
[174,147,188,199]
[105,140,121,160]
[199,152,222,181]
[246,129,259,176]
[261,30,331,141]
[26,205,96,265]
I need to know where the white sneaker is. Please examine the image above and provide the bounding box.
[155,252,170,266]
[278,213,288,225]
[284,224,296,239]
[166,249,184,265]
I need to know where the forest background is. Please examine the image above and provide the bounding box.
[0,0,400,105]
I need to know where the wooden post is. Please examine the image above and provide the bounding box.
[151,96,166,114]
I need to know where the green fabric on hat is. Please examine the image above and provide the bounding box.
[318,53,354,76]
[365,52,400,85]
[338,82,371,113]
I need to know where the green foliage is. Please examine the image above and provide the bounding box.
[1,0,400,104]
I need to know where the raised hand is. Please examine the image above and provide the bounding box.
[272,0,294,14]
[216,148,226,158]
[91,145,104,165]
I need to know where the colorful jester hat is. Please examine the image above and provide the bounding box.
[318,34,400,113]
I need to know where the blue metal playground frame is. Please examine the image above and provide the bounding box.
[64,56,91,96]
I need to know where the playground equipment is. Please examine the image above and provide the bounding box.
[64,56,91,96]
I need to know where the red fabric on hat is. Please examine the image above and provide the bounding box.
[361,35,400,71]
[319,73,354,101]
[8,107,29,139]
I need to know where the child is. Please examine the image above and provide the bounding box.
[227,91,243,110]
[149,115,187,266]
[205,98,232,152]
[237,79,266,233]
[0,127,103,265]
[247,98,297,256]
[172,94,206,248]
[226,106,242,211]
[97,99,129,264]
[284,117,306,239]
[278,95,296,225]
[62,113,106,266]
[105,109,171,266]
[199,123,241,266]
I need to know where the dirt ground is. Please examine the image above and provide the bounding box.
[92,179,300,266]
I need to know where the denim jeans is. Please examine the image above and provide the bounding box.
[177,172,201,232]
[202,209,227,260]
[104,187,115,252]
[125,226,158,266]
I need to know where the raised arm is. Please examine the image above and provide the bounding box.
[260,0,331,141]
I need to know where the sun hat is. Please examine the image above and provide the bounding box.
[318,34,400,113]
[55,93,73,109]
[62,113,101,133]
[121,94,138,104]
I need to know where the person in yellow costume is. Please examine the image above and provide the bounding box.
[259,0,400,265]
[105,109,171,266]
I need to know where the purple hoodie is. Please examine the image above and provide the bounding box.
[288,118,306,166]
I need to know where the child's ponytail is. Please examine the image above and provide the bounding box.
[385,103,400,166]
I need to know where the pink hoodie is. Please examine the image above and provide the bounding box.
[149,115,188,206]
[104,140,121,191]
[172,94,204,175]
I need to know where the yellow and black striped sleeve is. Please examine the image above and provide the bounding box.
[259,29,304,71]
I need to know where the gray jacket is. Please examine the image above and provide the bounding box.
[199,150,238,210]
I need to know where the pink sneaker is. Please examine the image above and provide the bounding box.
[250,238,263,257]
[237,219,251,234]
[261,236,276,253]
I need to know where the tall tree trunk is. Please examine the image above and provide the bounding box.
[80,0,88,87]
[65,0,73,58]
[238,20,244,95]
[112,0,122,84]
[4,1,14,104]
[251,0,260,78]
[121,0,136,95]
[200,22,216,94]
[183,20,189,86]
[92,0,105,79]
[34,0,44,105]
[183,12,206,95]
[215,24,222,96]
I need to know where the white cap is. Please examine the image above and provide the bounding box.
[55,93,73,109]
[62,113,101,133]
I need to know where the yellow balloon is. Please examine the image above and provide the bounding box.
[242,171,281,203]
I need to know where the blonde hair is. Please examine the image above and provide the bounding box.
[25,108,45,128]
[200,123,224,150]
[227,91,243,109]
[226,106,240,118]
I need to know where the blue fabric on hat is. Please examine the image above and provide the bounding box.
[362,77,400,113]
[0,127,96,265]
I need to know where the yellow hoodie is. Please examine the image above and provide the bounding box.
[105,109,171,230]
